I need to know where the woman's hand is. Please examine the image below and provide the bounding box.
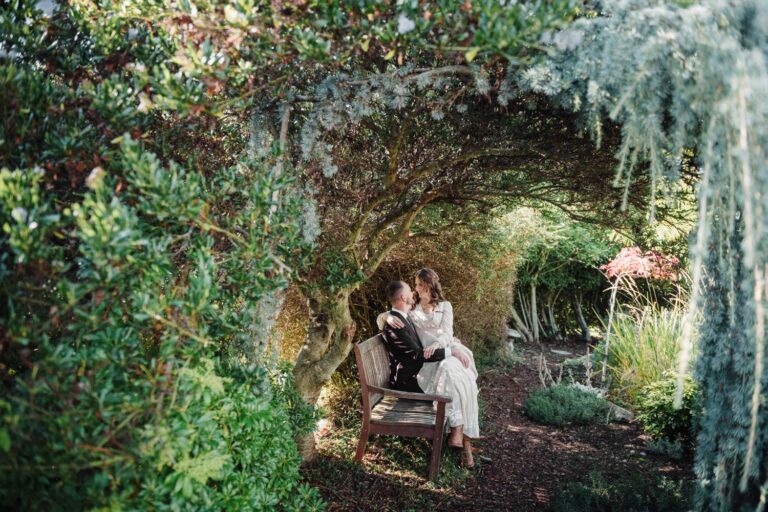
[454,350,470,368]
[386,315,405,329]
[423,344,438,358]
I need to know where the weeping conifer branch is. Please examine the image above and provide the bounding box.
[521,1,768,506]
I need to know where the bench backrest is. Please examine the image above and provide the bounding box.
[354,334,390,412]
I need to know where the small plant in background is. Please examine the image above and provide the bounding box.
[568,382,606,398]
[523,384,609,427]
[474,343,525,373]
[644,437,684,460]
[560,347,597,387]
[552,471,694,512]
[636,373,699,447]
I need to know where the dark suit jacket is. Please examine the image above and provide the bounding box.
[381,310,446,392]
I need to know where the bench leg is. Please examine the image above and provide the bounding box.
[429,402,447,481]
[354,422,370,462]
[428,431,444,481]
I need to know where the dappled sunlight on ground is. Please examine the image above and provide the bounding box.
[302,341,693,511]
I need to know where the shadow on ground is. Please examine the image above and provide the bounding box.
[301,340,693,511]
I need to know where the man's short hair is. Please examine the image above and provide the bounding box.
[386,280,407,304]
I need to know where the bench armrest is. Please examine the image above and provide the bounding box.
[367,385,452,403]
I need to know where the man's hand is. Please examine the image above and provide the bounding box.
[454,350,470,368]
[386,315,405,329]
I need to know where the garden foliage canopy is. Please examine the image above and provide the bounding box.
[1,0,768,510]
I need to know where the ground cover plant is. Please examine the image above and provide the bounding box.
[551,471,694,512]
[523,384,609,427]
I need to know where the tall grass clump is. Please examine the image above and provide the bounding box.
[600,305,691,405]
[596,273,696,406]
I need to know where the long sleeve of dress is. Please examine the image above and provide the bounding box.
[439,302,466,348]
[409,302,455,346]
[376,312,388,331]
[439,301,454,340]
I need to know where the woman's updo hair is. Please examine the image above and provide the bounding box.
[415,268,445,306]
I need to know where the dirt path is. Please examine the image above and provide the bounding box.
[301,341,692,511]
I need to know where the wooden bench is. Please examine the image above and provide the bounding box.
[353,334,451,481]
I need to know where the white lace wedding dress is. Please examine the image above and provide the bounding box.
[379,301,480,438]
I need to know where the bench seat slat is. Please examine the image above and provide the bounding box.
[372,397,436,414]
[370,396,437,426]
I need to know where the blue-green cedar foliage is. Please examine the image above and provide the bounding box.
[521,1,768,508]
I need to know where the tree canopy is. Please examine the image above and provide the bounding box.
[3,0,768,509]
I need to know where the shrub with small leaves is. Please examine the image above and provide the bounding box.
[636,373,699,446]
[644,437,684,460]
[0,140,323,510]
[523,384,609,427]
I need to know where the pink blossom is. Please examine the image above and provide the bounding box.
[599,247,680,281]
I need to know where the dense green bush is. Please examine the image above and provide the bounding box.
[552,471,693,512]
[523,384,609,427]
[3,359,321,510]
[0,140,323,509]
[0,4,322,504]
[636,373,699,445]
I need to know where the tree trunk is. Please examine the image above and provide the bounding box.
[546,294,563,341]
[574,295,591,342]
[537,312,547,341]
[510,305,534,344]
[293,288,357,460]
[530,283,539,343]
[519,291,531,333]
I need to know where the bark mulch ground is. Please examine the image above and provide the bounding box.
[301,340,693,511]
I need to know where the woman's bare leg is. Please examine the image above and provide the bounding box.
[462,437,475,468]
[448,425,464,447]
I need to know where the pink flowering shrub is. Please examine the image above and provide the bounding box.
[599,247,680,281]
